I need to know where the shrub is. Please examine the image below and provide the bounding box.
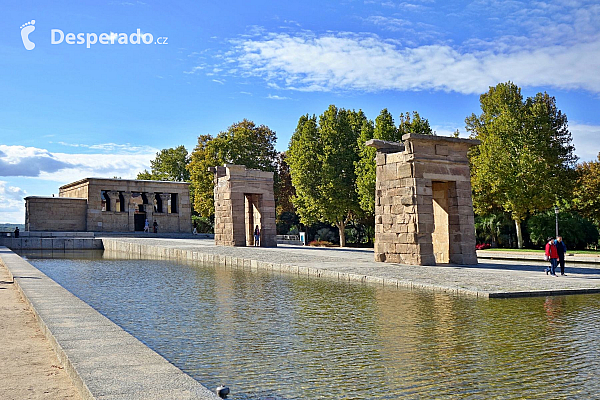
[527,210,599,249]
[309,240,334,247]
[315,227,336,243]
[191,215,214,233]
[476,243,491,250]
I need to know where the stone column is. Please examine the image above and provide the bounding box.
[159,193,171,213]
[145,192,154,223]
[107,191,120,212]
[122,191,134,232]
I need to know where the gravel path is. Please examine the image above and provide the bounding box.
[0,262,81,400]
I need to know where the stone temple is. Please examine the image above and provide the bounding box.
[25,178,192,233]
[210,164,277,247]
[366,133,480,265]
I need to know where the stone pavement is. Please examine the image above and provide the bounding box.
[0,246,221,400]
[101,237,600,298]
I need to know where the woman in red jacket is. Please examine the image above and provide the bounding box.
[545,237,559,276]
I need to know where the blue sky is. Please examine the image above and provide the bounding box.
[1,0,599,223]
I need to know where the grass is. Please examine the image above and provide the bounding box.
[480,248,600,255]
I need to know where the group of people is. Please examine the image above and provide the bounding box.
[143,219,158,233]
[544,236,567,276]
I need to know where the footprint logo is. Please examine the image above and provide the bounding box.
[20,20,36,50]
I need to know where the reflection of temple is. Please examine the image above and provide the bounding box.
[25,178,192,233]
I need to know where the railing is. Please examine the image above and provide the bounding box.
[276,235,300,241]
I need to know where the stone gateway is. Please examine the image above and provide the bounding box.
[210,164,277,247]
[367,133,480,266]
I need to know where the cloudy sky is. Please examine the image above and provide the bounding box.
[1,0,599,223]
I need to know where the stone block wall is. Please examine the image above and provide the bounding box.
[367,134,479,266]
[212,164,277,247]
[25,197,87,231]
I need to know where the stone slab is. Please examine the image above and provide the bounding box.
[0,246,221,400]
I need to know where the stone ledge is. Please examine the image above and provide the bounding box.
[0,246,220,400]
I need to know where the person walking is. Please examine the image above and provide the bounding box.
[555,236,567,276]
[153,220,158,234]
[13,227,19,238]
[253,225,260,247]
[144,218,149,233]
[545,237,559,276]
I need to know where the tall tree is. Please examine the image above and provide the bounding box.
[274,152,295,216]
[398,111,434,136]
[467,82,577,248]
[187,135,218,217]
[187,120,278,217]
[573,153,600,228]
[137,145,190,182]
[287,105,365,247]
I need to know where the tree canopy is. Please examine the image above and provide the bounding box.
[187,119,278,216]
[137,145,190,182]
[573,153,600,228]
[467,82,577,248]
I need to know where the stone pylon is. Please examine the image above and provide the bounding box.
[366,133,480,265]
[210,164,277,247]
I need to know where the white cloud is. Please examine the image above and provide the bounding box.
[0,145,156,181]
[0,181,26,223]
[267,94,291,100]
[226,31,600,94]
[569,123,600,162]
[55,141,157,154]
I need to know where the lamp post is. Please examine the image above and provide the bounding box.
[554,206,559,237]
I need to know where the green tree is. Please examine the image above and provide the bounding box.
[187,120,278,217]
[187,134,218,217]
[287,105,365,247]
[527,210,599,249]
[467,82,577,248]
[573,153,600,228]
[274,151,295,216]
[398,111,434,136]
[137,145,190,181]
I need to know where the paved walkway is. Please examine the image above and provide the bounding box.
[101,237,600,298]
[0,261,81,400]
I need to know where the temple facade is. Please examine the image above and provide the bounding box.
[25,178,192,233]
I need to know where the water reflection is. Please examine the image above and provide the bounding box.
[21,250,600,399]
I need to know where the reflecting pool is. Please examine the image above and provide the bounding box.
[22,250,600,399]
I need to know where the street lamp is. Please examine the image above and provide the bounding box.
[554,206,559,237]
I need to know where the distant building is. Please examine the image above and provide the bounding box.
[25,178,192,233]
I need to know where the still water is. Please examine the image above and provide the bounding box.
[22,250,600,399]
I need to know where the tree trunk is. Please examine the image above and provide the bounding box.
[337,221,346,247]
[515,219,523,249]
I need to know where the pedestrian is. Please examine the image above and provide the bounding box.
[253,225,260,246]
[555,236,567,276]
[193,226,197,235]
[544,237,558,276]
[14,227,19,238]
[153,220,158,233]
[144,218,149,233]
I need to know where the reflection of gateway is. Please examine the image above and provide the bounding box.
[25,178,192,233]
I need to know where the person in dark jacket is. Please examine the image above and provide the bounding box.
[555,236,567,276]
[545,237,558,276]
